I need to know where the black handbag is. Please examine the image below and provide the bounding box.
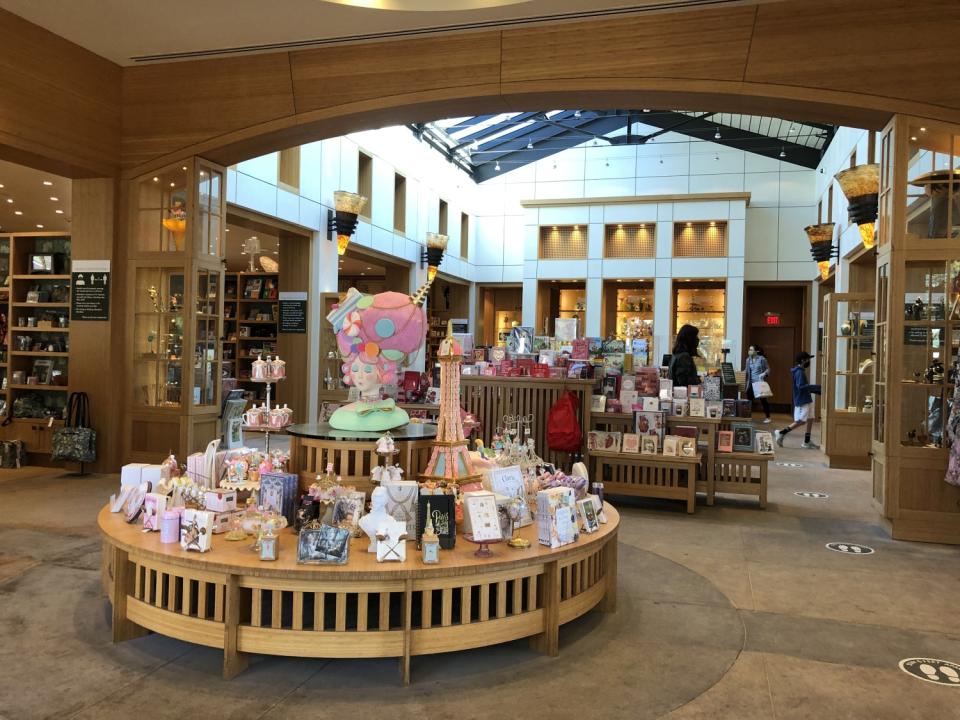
[51,392,96,463]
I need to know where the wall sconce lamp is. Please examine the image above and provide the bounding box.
[805,223,838,281]
[834,163,879,249]
[327,191,367,255]
[412,232,449,306]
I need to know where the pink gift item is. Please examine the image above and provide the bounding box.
[142,492,167,532]
[268,356,286,380]
[204,489,237,512]
[160,510,180,543]
[160,453,178,481]
[251,355,268,381]
[244,404,263,427]
[269,408,285,429]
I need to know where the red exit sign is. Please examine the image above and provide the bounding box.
[765,313,781,326]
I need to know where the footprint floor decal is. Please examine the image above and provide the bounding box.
[795,491,829,499]
[825,542,875,555]
[899,658,960,685]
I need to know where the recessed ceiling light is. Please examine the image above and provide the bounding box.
[225,228,230,232]
[169,182,175,187]
[153,177,159,182]
[36,224,44,228]
[49,196,58,202]
[182,166,188,171]
[42,181,53,186]
[911,136,918,141]
[0,184,4,189]
[14,210,22,215]
[360,272,365,276]
[685,222,692,227]
[920,127,927,132]
[526,139,533,150]
[709,221,716,226]
[365,267,372,270]
[5,198,12,204]
[714,128,721,140]
[55,209,64,214]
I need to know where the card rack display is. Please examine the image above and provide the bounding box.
[0,232,72,456]
[222,271,279,403]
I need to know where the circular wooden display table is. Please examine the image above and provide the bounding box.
[99,503,619,684]
[287,422,437,494]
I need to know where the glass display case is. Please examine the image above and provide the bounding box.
[603,281,654,342]
[874,114,960,544]
[674,282,725,368]
[821,293,874,470]
[133,267,185,407]
[126,157,226,461]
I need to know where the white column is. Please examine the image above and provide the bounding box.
[522,278,538,330]
[586,277,602,337]
[654,274,672,365]
[725,275,745,370]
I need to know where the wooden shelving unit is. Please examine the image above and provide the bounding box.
[222,271,279,403]
[0,232,72,458]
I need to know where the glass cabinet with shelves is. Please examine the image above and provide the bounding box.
[821,293,874,470]
[126,157,226,462]
[874,114,960,544]
[673,282,725,368]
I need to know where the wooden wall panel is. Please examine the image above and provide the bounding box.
[289,32,502,113]
[500,6,756,83]
[277,231,311,424]
[121,54,297,170]
[747,1,960,111]
[0,9,120,177]
[70,178,121,471]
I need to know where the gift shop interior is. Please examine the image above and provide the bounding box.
[3,2,960,718]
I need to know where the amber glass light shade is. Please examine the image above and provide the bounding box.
[835,164,879,249]
[817,260,831,280]
[805,223,835,280]
[805,223,835,246]
[425,232,448,281]
[332,191,367,256]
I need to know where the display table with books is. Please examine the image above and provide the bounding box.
[589,451,702,513]
[98,502,619,684]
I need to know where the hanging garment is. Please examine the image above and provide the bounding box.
[944,383,960,487]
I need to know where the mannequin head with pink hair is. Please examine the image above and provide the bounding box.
[329,289,426,400]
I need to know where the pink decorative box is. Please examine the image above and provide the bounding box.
[203,490,237,512]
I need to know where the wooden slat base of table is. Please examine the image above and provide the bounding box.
[590,451,701,514]
[99,503,618,684]
[713,452,770,508]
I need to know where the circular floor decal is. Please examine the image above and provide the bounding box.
[899,658,960,686]
[776,461,805,468]
[795,491,829,498]
[825,542,874,555]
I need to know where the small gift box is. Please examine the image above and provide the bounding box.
[203,490,237,512]
[180,509,214,552]
[536,487,579,549]
[259,472,298,525]
[142,492,167,532]
[121,463,150,489]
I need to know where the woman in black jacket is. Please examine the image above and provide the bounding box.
[669,324,701,386]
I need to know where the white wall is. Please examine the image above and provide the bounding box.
[229,121,829,375]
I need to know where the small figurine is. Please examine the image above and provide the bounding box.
[359,487,395,554]
[376,432,396,455]
[421,501,441,564]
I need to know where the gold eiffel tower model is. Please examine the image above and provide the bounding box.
[419,319,481,485]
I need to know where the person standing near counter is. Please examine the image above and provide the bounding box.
[669,324,702,387]
[775,351,822,449]
[745,345,772,423]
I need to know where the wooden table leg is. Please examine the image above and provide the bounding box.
[400,578,412,685]
[686,467,696,514]
[600,534,618,613]
[529,560,560,656]
[110,545,149,643]
[759,462,768,509]
[223,574,249,680]
[706,426,716,506]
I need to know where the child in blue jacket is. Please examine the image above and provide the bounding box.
[775,351,822,449]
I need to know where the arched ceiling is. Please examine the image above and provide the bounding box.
[0,0,780,66]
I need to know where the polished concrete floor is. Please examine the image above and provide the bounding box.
[2,422,960,719]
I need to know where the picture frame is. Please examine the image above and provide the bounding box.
[679,437,697,457]
[717,430,734,453]
[332,492,366,531]
[662,435,679,456]
[464,492,503,542]
[755,431,776,455]
[634,410,665,443]
[31,359,54,385]
[622,433,640,453]
[577,498,600,533]
[591,394,607,413]
[732,423,754,452]
[640,435,659,455]
[672,400,687,417]
[297,524,351,564]
[706,401,723,419]
[688,398,706,417]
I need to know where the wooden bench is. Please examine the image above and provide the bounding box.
[711,451,771,508]
[589,450,701,514]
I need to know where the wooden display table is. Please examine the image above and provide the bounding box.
[589,451,701,514]
[99,504,619,684]
[287,422,436,495]
[592,413,721,506]
[712,451,771,508]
